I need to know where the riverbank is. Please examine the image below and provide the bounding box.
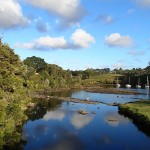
[33,95,100,104]
[118,100,150,136]
[34,85,142,96]
[84,86,141,95]
[32,93,121,106]
[31,86,143,108]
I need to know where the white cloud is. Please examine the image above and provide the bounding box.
[95,14,114,25]
[71,29,95,48]
[0,0,29,29]
[70,114,93,129]
[15,42,35,49]
[105,33,133,47]
[128,50,145,56]
[43,110,65,121]
[135,0,150,8]
[37,36,68,49]
[15,28,95,50]
[15,36,68,50]
[127,9,135,14]
[25,0,86,28]
[112,62,125,69]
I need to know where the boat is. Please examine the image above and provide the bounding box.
[125,77,131,88]
[116,77,120,87]
[136,77,141,88]
[145,76,149,89]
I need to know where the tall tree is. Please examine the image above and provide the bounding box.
[24,56,47,73]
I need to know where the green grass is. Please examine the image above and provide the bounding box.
[82,74,122,85]
[119,100,150,136]
[119,100,150,121]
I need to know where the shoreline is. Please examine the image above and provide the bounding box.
[84,87,140,95]
[118,100,150,136]
[34,85,142,96]
[31,86,144,108]
[32,94,121,106]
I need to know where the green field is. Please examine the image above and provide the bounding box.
[82,74,122,86]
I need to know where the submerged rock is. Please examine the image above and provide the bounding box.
[108,118,118,122]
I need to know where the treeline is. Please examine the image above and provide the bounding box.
[0,40,31,149]
[70,66,150,86]
[23,56,82,90]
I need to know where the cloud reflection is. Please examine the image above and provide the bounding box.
[70,113,93,129]
[43,109,65,121]
[105,112,129,127]
[22,124,49,141]
[42,126,84,150]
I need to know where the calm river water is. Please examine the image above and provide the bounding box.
[22,88,150,150]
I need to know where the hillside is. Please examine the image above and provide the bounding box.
[0,41,31,149]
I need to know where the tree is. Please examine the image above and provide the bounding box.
[24,56,47,73]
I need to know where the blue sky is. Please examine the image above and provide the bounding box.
[0,0,150,70]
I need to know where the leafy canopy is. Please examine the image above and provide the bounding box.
[24,56,47,73]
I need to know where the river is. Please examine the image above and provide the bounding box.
[22,88,150,150]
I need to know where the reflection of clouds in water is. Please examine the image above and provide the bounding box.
[34,124,49,136]
[70,113,93,129]
[101,134,112,145]
[42,127,84,150]
[43,109,65,121]
[22,124,49,140]
[96,134,113,146]
[105,112,129,127]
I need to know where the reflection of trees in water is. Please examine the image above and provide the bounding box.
[3,140,27,150]
[26,99,62,121]
[49,90,73,97]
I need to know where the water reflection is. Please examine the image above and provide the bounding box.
[43,109,65,121]
[146,89,150,99]
[40,127,85,150]
[50,90,74,97]
[22,90,150,150]
[70,89,150,104]
[97,134,113,145]
[104,111,129,127]
[70,114,93,129]
[26,99,62,121]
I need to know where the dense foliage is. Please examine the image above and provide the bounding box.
[0,41,31,149]
[24,56,81,90]
[24,56,47,73]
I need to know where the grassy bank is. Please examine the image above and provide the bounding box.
[82,74,122,86]
[119,100,150,136]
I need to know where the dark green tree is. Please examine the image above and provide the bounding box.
[24,56,47,73]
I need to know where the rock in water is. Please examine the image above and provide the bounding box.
[78,110,89,115]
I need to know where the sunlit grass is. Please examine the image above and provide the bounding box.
[120,100,150,120]
[82,74,122,85]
